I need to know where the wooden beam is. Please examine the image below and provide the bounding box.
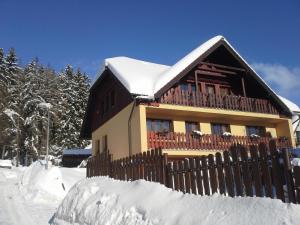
[200,61,245,72]
[195,70,227,78]
[198,64,238,75]
[241,76,246,97]
[194,72,199,92]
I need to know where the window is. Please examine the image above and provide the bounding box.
[185,121,200,133]
[179,83,196,92]
[111,90,115,107]
[206,84,215,95]
[211,123,230,135]
[96,140,100,154]
[179,83,188,92]
[220,86,230,96]
[102,135,108,152]
[246,126,266,137]
[146,119,173,133]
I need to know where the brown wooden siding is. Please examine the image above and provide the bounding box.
[91,70,133,132]
[81,69,133,138]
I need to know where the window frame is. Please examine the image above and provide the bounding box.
[246,125,266,137]
[185,121,200,133]
[211,123,231,135]
[146,119,173,133]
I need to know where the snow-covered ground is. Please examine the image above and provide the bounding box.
[1,162,300,225]
[52,176,300,225]
[0,162,86,225]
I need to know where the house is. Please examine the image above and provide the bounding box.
[81,35,295,160]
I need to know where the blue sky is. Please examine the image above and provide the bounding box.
[1,0,299,105]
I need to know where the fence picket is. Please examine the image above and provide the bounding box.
[259,143,273,198]
[269,140,285,202]
[249,145,263,197]
[201,156,210,196]
[230,145,243,196]
[224,151,234,197]
[215,152,225,195]
[240,147,253,197]
[208,154,218,194]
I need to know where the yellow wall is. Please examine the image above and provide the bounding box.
[173,121,185,133]
[92,103,145,159]
[276,120,295,147]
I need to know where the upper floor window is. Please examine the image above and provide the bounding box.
[179,83,196,92]
[246,126,266,137]
[211,123,230,135]
[185,121,200,133]
[179,83,188,92]
[206,84,216,95]
[147,119,173,133]
[220,86,231,96]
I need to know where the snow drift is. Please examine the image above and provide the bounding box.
[51,176,300,225]
[19,161,86,204]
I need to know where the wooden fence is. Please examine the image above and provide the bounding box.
[86,140,300,204]
[159,86,279,114]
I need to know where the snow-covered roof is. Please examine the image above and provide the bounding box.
[63,149,92,156]
[96,57,170,96]
[278,96,300,113]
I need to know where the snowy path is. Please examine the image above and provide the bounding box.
[0,165,85,225]
[0,168,57,225]
[0,168,38,225]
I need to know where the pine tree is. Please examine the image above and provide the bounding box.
[0,47,92,162]
[73,69,90,147]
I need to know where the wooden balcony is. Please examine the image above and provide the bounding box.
[159,87,279,115]
[147,131,291,151]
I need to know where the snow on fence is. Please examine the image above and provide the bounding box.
[86,140,300,204]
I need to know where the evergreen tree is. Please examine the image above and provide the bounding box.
[0,47,91,162]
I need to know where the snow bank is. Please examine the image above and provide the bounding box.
[51,177,300,225]
[19,161,86,204]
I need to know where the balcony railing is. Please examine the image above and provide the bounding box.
[159,87,279,114]
[147,131,291,151]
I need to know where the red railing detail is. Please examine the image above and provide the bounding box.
[159,87,279,114]
[147,131,291,151]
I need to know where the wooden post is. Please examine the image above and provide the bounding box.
[241,75,246,97]
[195,72,199,92]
